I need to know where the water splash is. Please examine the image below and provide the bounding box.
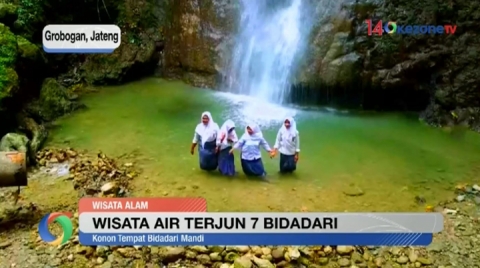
[223,0,312,104]
[220,0,343,125]
[214,91,298,127]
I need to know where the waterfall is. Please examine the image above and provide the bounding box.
[216,0,343,125]
[223,0,315,104]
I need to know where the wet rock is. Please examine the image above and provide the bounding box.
[96,257,106,264]
[234,256,252,268]
[210,252,222,261]
[159,247,185,262]
[396,256,408,264]
[374,257,384,266]
[0,241,12,249]
[196,254,211,264]
[252,256,274,268]
[426,242,443,252]
[336,246,353,255]
[271,247,284,260]
[227,246,250,253]
[96,246,109,257]
[101,182,118,195]
[186,250,198,259]
[261,247,271,256]
[285,247,300,260]
[472,184,480,191]
[190,246,209,253]
[351,251,363,263]
[408,250,418,263]
[343,185,364,196]
[337,257,350,266]
[209,246,225,253]
[225,252,240,262]
[416,257,432,265]
[317,257,329,265]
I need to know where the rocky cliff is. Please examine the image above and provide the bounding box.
[296,0,480,130]
[158,0,480,131]
[161,0,237,88]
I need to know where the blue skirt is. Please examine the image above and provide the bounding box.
[218,147,235,176]
[280,153,296,173]
[241,158,266,177]
[199,140,218,171]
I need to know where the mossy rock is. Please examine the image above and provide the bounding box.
[80,32,157,84]
[16,35,40,60]
[0,23,19,105]
[0,67,18,99]
[0,3,17,21]
[27,78,84,122]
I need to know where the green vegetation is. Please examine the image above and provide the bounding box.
[15,0,44,38]
[0,2,17,20]
[16,35,40,59]
[117,0,159,44]
[0,23,19,105]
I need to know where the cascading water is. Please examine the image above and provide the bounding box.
[217,0,342,125]
[224,0,316,104]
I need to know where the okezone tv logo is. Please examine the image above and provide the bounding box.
[38,212,74,246]
[384,22,397,34]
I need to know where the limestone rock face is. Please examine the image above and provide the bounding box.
[295,0,480,130]
[162,0,237,87]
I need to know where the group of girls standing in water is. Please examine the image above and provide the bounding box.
[190,111,300,180]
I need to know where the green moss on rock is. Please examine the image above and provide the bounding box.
[16,35,39,60]
[81,35,156,84]
[0,23,19,104]
[0,3,17,20]
[27,78,84,122]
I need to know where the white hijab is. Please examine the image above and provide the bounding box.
[219,119,238,145]
[242,122,263,139]
[281,116,298,138]
[196,111,219,146]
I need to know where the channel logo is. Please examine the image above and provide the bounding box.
[38,212,74,246]
[366,20,457,35]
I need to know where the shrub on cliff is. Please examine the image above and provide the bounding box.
[0,2,17,25]
[0,23,19,110]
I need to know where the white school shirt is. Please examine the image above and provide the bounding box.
[273,130,300,155]
[192,123,219,146]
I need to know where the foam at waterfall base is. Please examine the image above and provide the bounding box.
[214,91,297,128]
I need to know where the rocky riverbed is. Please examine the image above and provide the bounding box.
[0,148,479,268]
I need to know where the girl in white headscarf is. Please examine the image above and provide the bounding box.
[271,116,300,173]
[191,111,220,171]
[216,119,238,176]
[230,122,272,179]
